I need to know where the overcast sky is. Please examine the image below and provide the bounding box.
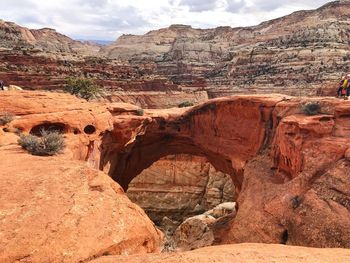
[2,0,332,41]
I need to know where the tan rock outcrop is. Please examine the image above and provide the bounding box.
[100,1,350,97]
[0,19,100,55]
[127,154,235,223]
[171,202,237,251]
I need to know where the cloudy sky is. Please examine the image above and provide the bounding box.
[2,0,332,41]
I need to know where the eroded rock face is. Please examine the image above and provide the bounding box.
[127,154,235,223]
[0,90,113,167]
[102,94,350,248]
[100,1,350,97]
[3,2,350,109]
[0,19,100,55]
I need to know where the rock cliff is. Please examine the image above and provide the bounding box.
[101,94,350,248]
[0,19,99,55]
[101,1,350,97]
[3,1,350,107]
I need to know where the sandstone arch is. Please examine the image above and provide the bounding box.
[100,96,284,191]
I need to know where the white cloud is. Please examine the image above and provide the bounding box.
[1,0,333,40]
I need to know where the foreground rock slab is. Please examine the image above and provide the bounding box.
[0,113,162,261]
[91,243,350,263]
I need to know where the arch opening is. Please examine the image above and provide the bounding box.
[127,153,237,224]
[106,134,242,192]
[84,125,96,134]
[126,153,237,252]
[30,122,66,136]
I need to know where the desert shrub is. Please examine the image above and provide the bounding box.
[64,77,100,100]
[301,102,321,116]
[18,130,65,156]
[178,101,194,108]
[0,112,14,125]
[135,109,144,116]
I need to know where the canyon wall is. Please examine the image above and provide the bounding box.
[101,1,350,97]
[127,154,235,224]
[2,1,350,109]
[0,19,99,55]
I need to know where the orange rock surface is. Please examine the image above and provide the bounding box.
[1,91,350,261]
[0,90,112,167]
[91,243,350,263]
[101,95,350,248]
[0,92,163,262]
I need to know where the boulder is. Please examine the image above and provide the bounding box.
[204,202,236,218]
[173,215,216,251]
[0,135,163,262]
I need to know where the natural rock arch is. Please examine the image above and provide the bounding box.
[100,96,283,191]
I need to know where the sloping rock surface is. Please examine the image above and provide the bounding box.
[91,243,350,263]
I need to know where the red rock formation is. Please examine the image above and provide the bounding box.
[0,143,163,262]
[2,91,350,254]
[0,92,163,262]
[101,95,281,191]
[0,90,112,165]
[101,94,350,248]
[91,243,350,263]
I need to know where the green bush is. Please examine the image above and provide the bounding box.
[64,77,100,100]
[135,109,144,116]
[18,130,65,156]
[178,101,194,108]
[0,112,14,125]
[301,102,321,116]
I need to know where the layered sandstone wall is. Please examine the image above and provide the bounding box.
[101,1,350,97]
[2,2,350,108]
[127,154,235,224]
[0,19,99,55]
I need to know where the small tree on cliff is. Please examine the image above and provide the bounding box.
[301,102,321,116]
[64,77,100,100]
